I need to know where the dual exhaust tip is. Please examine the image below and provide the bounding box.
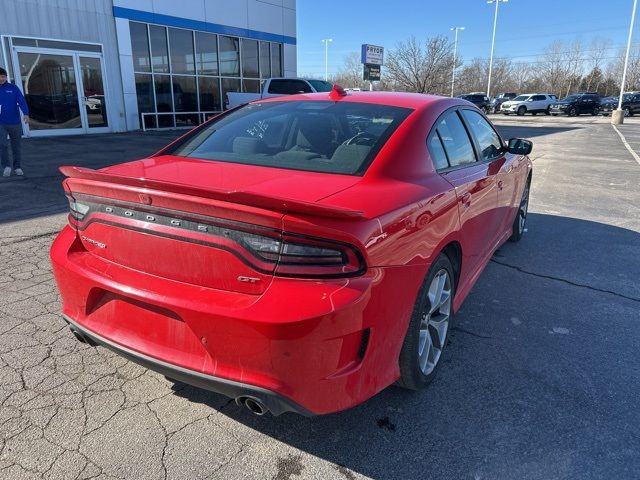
[68,325,270,416]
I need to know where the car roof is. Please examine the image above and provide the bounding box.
[257,91,458,110]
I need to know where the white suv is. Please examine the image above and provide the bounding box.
[500,93,557,116]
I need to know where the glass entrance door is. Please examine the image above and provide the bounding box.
[79,56,109,130]
[18,52,82,133]
[14,48,110,135]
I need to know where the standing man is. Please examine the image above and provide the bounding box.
[0,67,29,177]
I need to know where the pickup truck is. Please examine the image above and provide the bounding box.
[225,78,333,109]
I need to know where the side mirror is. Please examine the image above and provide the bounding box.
[507,138,533,155]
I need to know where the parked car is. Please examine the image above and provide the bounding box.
[457,93,492,113]
[226,78,333,109]
[599,92,640,117]
[51,88,533,416]
[500,93,557,116]
[490,92,518,113]
[549,92,601,116]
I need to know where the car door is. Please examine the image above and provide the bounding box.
[431,109,501,277]
[632,95,640,114]
[460,109,517,242]
[530,94,546,112]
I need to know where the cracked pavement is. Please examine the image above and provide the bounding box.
[0,117,639,479]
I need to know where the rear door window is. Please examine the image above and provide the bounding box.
[427,132,450,170]
[433,111,476,168]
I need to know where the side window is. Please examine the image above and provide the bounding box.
[434,111,476,168]
[267,80,288,94]
[289,80,313,94]
[531,95,545,101]
[461,110,503,161]
[427,131,449,170]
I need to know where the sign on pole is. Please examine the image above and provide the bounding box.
[363,64,381,82]
[361,44,384,66]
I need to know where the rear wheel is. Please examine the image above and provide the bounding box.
[568,107,577,117]
[624,106,631,117]
[545,106,551,115]
[592,106,600,116]
[509,178,530,243]
[398,254,454,390]
[517,106,526,116]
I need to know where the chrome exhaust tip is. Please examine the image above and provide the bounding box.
[236,396,267,416]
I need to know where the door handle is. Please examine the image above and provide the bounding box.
[461,192,471,208]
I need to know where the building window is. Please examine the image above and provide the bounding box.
[195,32,218,75]
[270,43,282,77]
[219,36,239,77]
[168,28,195,74]
[259,41,271,78]
[241,39,259,79]
[130,23,151,72]
[150,25,169,73]
[129,21,284,128]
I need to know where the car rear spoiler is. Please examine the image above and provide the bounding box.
[59,166,365,219]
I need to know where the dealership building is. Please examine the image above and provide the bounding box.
[0,0,297,136]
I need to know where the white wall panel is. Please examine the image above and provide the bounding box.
[248,0,283,35]
[151,0,205,23]
[283,7,296,38]
[113,0,154,11]
[204,0,249,29]
[283,43,297,78]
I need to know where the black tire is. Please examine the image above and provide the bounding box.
[623,107,631,117]
[551,113,558,116]
[592,106,600,116]
[532,112,537,116]
[568,107,577,117]
[398,254,455,390]
[509,177,531,243]
[545,106,551,115]
[517,106,526,116]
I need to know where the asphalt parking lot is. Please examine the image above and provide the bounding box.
[0,115,639,480]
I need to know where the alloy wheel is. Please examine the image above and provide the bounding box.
[418,270,452,375]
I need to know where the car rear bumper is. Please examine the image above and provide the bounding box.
[63,313,313,416]
[51,226,426,415]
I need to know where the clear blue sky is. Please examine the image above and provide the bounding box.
[296,0,639,78]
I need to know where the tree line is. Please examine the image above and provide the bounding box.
[329,36,640,98]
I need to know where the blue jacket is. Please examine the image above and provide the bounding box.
[0,82,29,125]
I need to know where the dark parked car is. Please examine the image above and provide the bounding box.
[490,92,517,113]
[549,92,601,116]
[457,93,491,113]
[600,93,640,117]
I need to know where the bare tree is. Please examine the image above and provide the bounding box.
[564,39,585,95]
[385,36,455,94]
[585,37,611,91]
[331,52,367,89]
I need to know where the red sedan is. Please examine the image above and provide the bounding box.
[50,87,532,416]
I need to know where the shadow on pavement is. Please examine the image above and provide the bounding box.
[169,213,640,479]
[495,124,581,139]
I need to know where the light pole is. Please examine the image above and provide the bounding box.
[451,26,465,97]
[613,0,638,125]
[321,38,333,81]
[487,0,507,97]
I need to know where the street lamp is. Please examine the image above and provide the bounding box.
[451,26,465,97]
[321,38,333,81]
[487,0,508,97]
[613,0,638,125]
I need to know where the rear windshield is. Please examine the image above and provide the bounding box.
[170,101,412,175]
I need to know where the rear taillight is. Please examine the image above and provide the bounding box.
[66,195,90,222]
[239,231,365,278]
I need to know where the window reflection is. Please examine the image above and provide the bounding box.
[195,32,218,75]
[169,28,195,74]
[150,25,169,73]
[219,36,239,76]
